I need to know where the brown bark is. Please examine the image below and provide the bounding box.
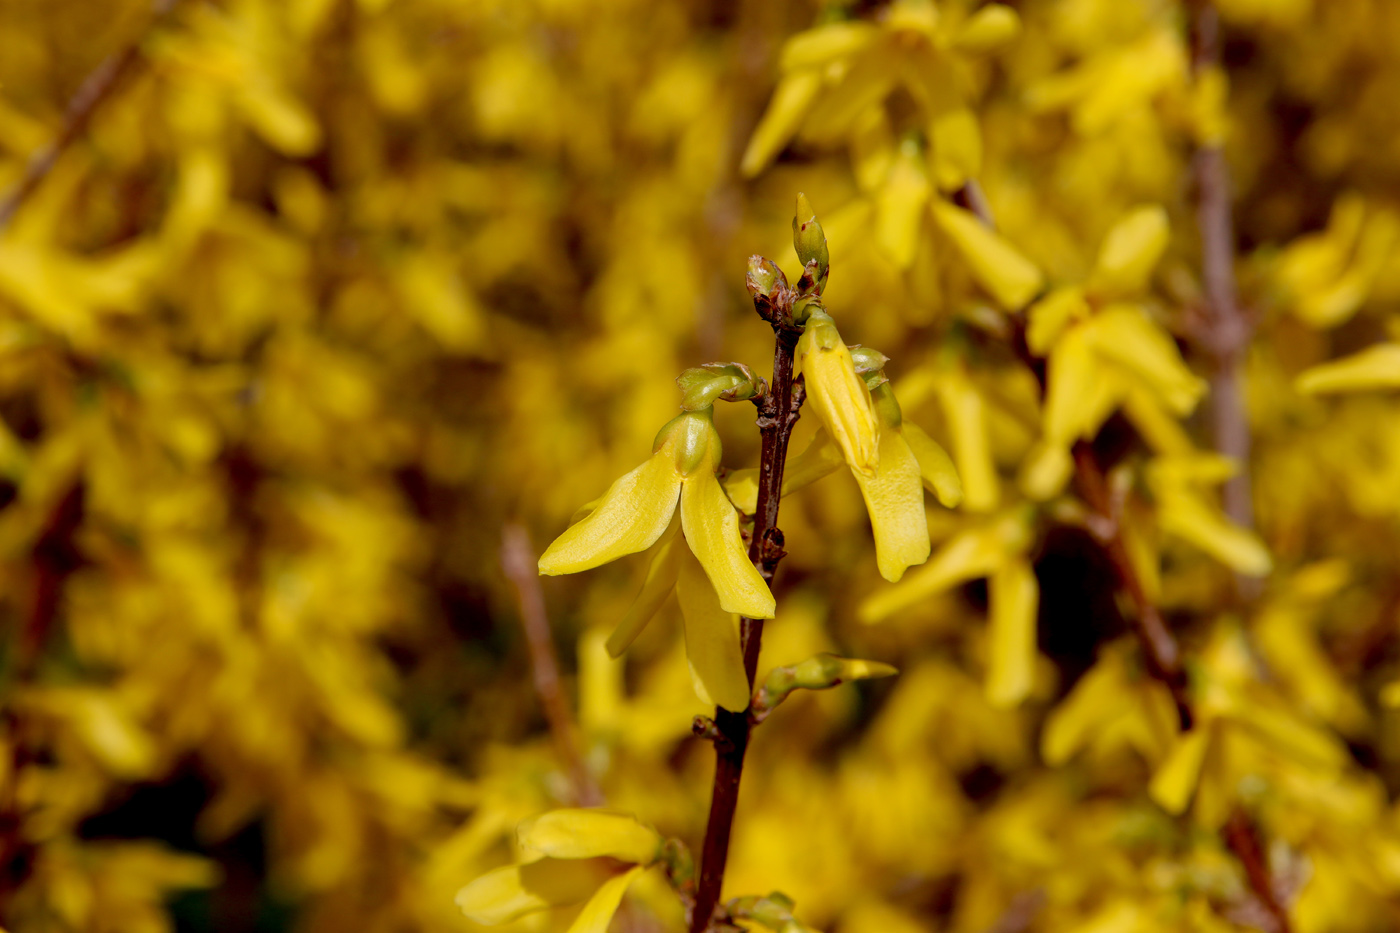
[689,327,804,933]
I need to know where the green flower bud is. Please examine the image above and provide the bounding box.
[750,652,898,722]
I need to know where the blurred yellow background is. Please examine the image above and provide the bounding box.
[5,0,1400,931]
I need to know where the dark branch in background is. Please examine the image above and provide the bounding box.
[981,889,1046,933]
[0,483,88,922]
[1186,1,1256,549]
[501,525,604,808]
[967,182,1294,933]
[1184,9,1291,928]
[0,0,183,232]
[1071,444,1193,728]
[690,328,805,933]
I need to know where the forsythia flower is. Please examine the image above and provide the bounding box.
[456,809,661,933]
[795,310,879,476]
[606,514,751,711]
[729,346,961,583]
[539,407,772,711]
[539,407,773,619]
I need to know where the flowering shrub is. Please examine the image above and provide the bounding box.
[3,1,1400,932]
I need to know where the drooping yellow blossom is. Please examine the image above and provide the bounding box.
[604,514,751,712]
[539,407,775,621]
[456,809,660,933]
[727,350,959,583]
[794,310,879,477]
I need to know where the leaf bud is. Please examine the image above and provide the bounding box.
[791,193,830,295]
[677,362,767,410]
[746,255,788,302]
[849,346,891,390]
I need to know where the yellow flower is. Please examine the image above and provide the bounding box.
[456,809,660,933]
[795,310,879,476]
[539,407,774,621]
[726,353,960,583]
[604,515,751,711]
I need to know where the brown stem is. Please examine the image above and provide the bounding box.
[1071,444,1193,730]
[1187,2,1256,542]
[501,524,604,808]
[690,327,804,933]
[1223,809,1293,933]
[0,0,183,232]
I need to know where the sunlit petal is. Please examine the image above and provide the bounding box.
[565,867,644,933]
[539,454,683,575]
[607,517,683,657]
[681,469,775,619]
[676,545,751,712]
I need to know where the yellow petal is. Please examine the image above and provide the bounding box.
[1043,323,1126,444]
[901,422,963,507]
[854,417,931,582]
[676,545,752,712]
[851,110,895,193]
[780,429,846,497]
[796,313,879,476]
[1025,286,1089,355]
[519,810,661,864]
[720,467,760,515]
[722,430,845,514]
[566,867,644,933]
[681,469,775,619]
[1017,442,1073,501]
[539,454,683,575]
[1156,488,1272,576]
[779,22,879,71]
[740,69,822,178]
[1085,306,1206,415]
[929,108,982,191]
[1042,654,1127,766]
[931,201,1043,310]
[607,520,682,657]
[1295,343,1400,395]
[859,517,1023,623]
[985,558,1039,708]
[876,140,932,268]
[456,859,602,925]
[952,4,1021,52]
[1087,206,1170,299]
[936,368,998,512]
[1148,726,1213,815]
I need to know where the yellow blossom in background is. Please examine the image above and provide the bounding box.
[6,0,1400,932]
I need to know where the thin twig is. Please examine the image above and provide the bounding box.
[1186,1,1256,548]
[690,322,805,933]
[0,0,183,232]
[1071,444,1194,729]
[1223,810,1293,933]
[501,524,604,808]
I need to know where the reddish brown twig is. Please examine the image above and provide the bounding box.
[1223,809,1293,933]
[689,321,805,933]
[501,524,604,808]
[0,0,183,232]
[1071,444,1193,729]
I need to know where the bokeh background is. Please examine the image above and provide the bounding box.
[5,0,1400,931]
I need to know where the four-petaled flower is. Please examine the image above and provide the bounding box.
[539,407,773,711]
[457,809,660,933]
